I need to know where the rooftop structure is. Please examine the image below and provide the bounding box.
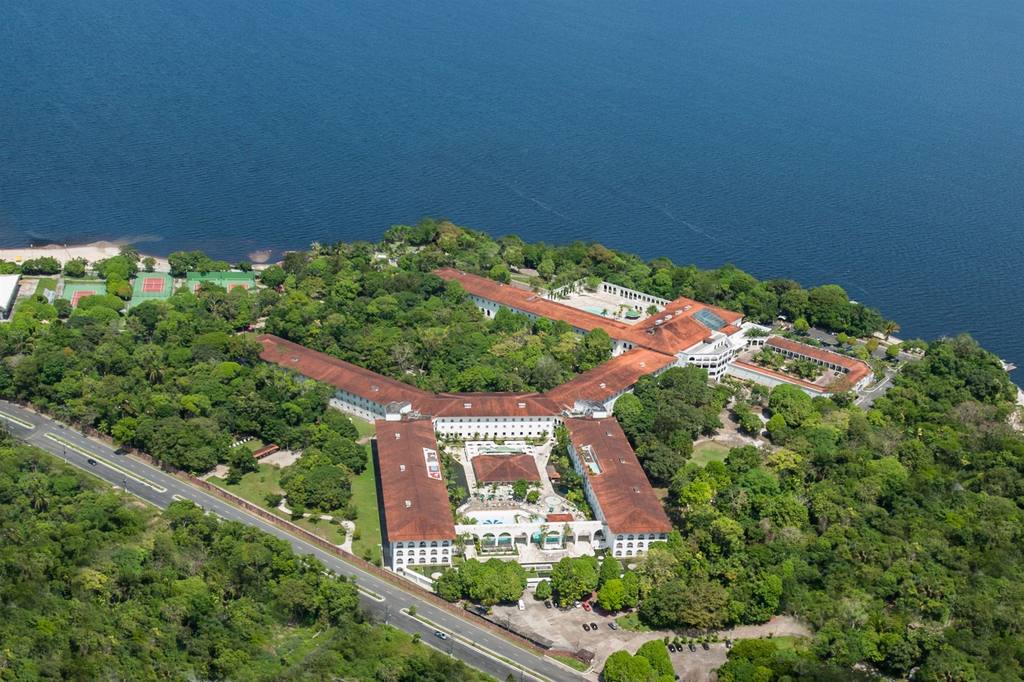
[623,294,744,355]
[547,347,677,410]
[0,274,20,318]
[257,334,431,407]
[375,419,456,542]
[436,268,746,361]
[421,392,560,418]
[472,454,541,484]
[765,336,872,386]
[729,335,873,395]
[434,267,633,335]
[564,417,672,535]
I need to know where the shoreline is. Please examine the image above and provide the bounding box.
[0,241,167,270]
[0,240,274,270]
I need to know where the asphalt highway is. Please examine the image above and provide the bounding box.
[0,400,581,682]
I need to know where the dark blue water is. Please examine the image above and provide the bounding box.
[2,1,1023,379]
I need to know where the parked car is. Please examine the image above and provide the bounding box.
[434,631,447,640]
[544,600,553,609]
[517,599,525,610]
[573,601,582,609]
[725,639,733,649]
[667,644,676,653]
[590,622,597,630]
[701,642,710,650]
[582,623,591,632]
[581,601,591,612]
[688,643,696,652]
[608,622,619,631]
[114,447,128,456]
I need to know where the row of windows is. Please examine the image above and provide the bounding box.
[395,556,450,565]
[393,540,450,548]
[438,417,552,423]
[395,548,450,556]
[616,533,664,541]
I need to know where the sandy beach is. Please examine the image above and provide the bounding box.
[0,241,170,272]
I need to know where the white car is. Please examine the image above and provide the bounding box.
[517,599,526,610]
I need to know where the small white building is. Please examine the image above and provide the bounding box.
[0,274,20,318]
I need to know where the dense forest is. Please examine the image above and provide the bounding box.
[0,439,487,681]
[600,334,1022,680]
[2,221,1022,680]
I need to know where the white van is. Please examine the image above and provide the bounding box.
[517,599,526,610]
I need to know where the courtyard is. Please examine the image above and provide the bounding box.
[555,286,661,325]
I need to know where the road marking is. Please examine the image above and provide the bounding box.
[44,433,168,493]
[0,409,35,430]
[172,494,187,502]
[357,584,386,602]
[401,609,552,681]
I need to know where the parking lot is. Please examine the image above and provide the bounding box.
[491,594,811,677]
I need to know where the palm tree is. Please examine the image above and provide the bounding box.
[883,320,901,340]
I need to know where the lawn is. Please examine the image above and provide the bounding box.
[32,277,58,295]
[765,635,807,653]
[209,462,283,507]
[350,415,376,439]
[551,654,589,671]
[210,463,351,546]
[350,444,383,565]
[210,443,381,560]
[691,440,730,467]
[615,611,651,632]
[241,438,266,453]
[292,515,347,545]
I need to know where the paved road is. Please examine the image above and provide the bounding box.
[0,400,580,682]
[856,369,896,408]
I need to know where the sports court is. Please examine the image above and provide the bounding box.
[185,271,256,293]
[61,280,104,308]
[129,272,173,308]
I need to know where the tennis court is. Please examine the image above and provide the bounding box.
[129,272,174,308]
[185,271,256,293]
[61,280,104,308]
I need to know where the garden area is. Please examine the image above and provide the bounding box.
[691,440,730,467]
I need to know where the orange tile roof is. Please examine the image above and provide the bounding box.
[434,268,633,335]
[422,393,561,418]
[765,336,871,386]
[472,454,541,483]
[436,268,745,356]
[731,360,828,394]
[622,296,744,354]
[546,513,575,523]
[546,347,677,408]
[375,419,456,541]
[564,417,672,535]
[256,334,431,406]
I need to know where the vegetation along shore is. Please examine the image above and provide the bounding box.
[1,219,1021,681]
